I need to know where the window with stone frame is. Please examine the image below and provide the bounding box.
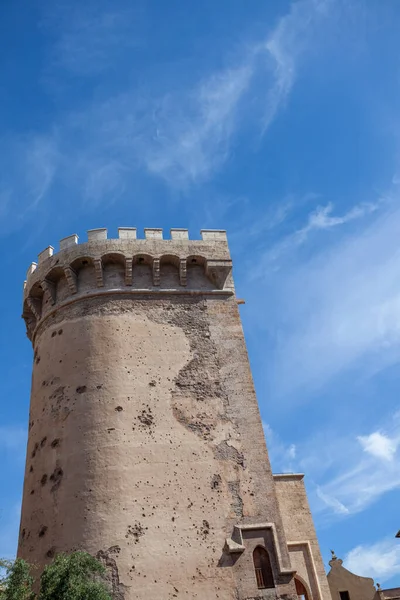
[253,546,274,589]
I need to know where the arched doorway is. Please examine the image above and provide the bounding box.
[295,577,310,600]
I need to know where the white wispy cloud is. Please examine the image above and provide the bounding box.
[0,134,58,229]
[0,0,344,211]
[301,201,380,237]
[41,0,143,76]
[259,195,400,397]
[141,64,254,188]
[141,0,338,187]
[259,0,335,131]
[345,538,400,583]
[302,411,400,519]
[358,431,399,461]
[261,200,382,268]
[316,487,349,515]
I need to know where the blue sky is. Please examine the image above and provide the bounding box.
[1,0,400,588]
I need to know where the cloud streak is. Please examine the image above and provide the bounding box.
[0,0,345,215]
[41,0,144,77]
[300,411,400,519]
[345,537,400,583]
[261,195,400,398]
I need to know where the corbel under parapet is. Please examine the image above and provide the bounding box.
[93,258,104,288]
[41,279,56,306]
[179,258,187,286]
[24,314,36,340]
[64,267,78,295]
[152,258,160,286]
[27,297,42,321]
[205,259,232,289]
[125,257,133,286]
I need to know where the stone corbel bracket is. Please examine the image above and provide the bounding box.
[205,259,232,289]
[225,523,295,576]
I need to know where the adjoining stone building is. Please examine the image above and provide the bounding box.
[18,227,332,600]
[327,552,376,600]
[327,551,400,600]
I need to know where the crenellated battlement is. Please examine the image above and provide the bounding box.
[22,227,233,343]
[26,228,228,275]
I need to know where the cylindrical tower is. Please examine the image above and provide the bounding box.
[19,227,298,600]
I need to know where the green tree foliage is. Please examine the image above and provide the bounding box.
[0,552,112,600]
[0,558,34,600]
[39,552,112,600]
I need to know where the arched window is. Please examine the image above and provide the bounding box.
[295,577,310,600]
[253,547,274,589]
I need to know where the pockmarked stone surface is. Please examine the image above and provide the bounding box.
[18,228,331,600]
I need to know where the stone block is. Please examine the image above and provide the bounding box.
[38,246,54,264]
[144,228,163,239]
[170,228,189,240]
[87,228,107,241]
[200,229,227,241]
[118,227,137,240]
[60,234,79,250]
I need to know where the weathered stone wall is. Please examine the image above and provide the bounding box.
[19,229,299,599]
[273,474,332,600]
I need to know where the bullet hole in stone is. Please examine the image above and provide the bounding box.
[211,474,222,490]
[138,409,153,427]
[30,490,34,495]
[76,386,87,394]
[115,406,123,412]
[40,436,47,448]
[50,466,63,491]
[29,465,33,473]
[41,474,48,486]
[201,520,210,538]
[31,442,39,458]
[51,331,57,338]
[46,547,56,558]
[35,356,40,364]
[126,523,145,543]
[149,381,156,387]
[38,526,48,538]
[21,529,26,539]
[58,329,63,335]
[51,438,60,448]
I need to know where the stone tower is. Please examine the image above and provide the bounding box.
[19,227,331,600]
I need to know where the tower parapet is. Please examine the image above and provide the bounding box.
[23,228,233,342]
